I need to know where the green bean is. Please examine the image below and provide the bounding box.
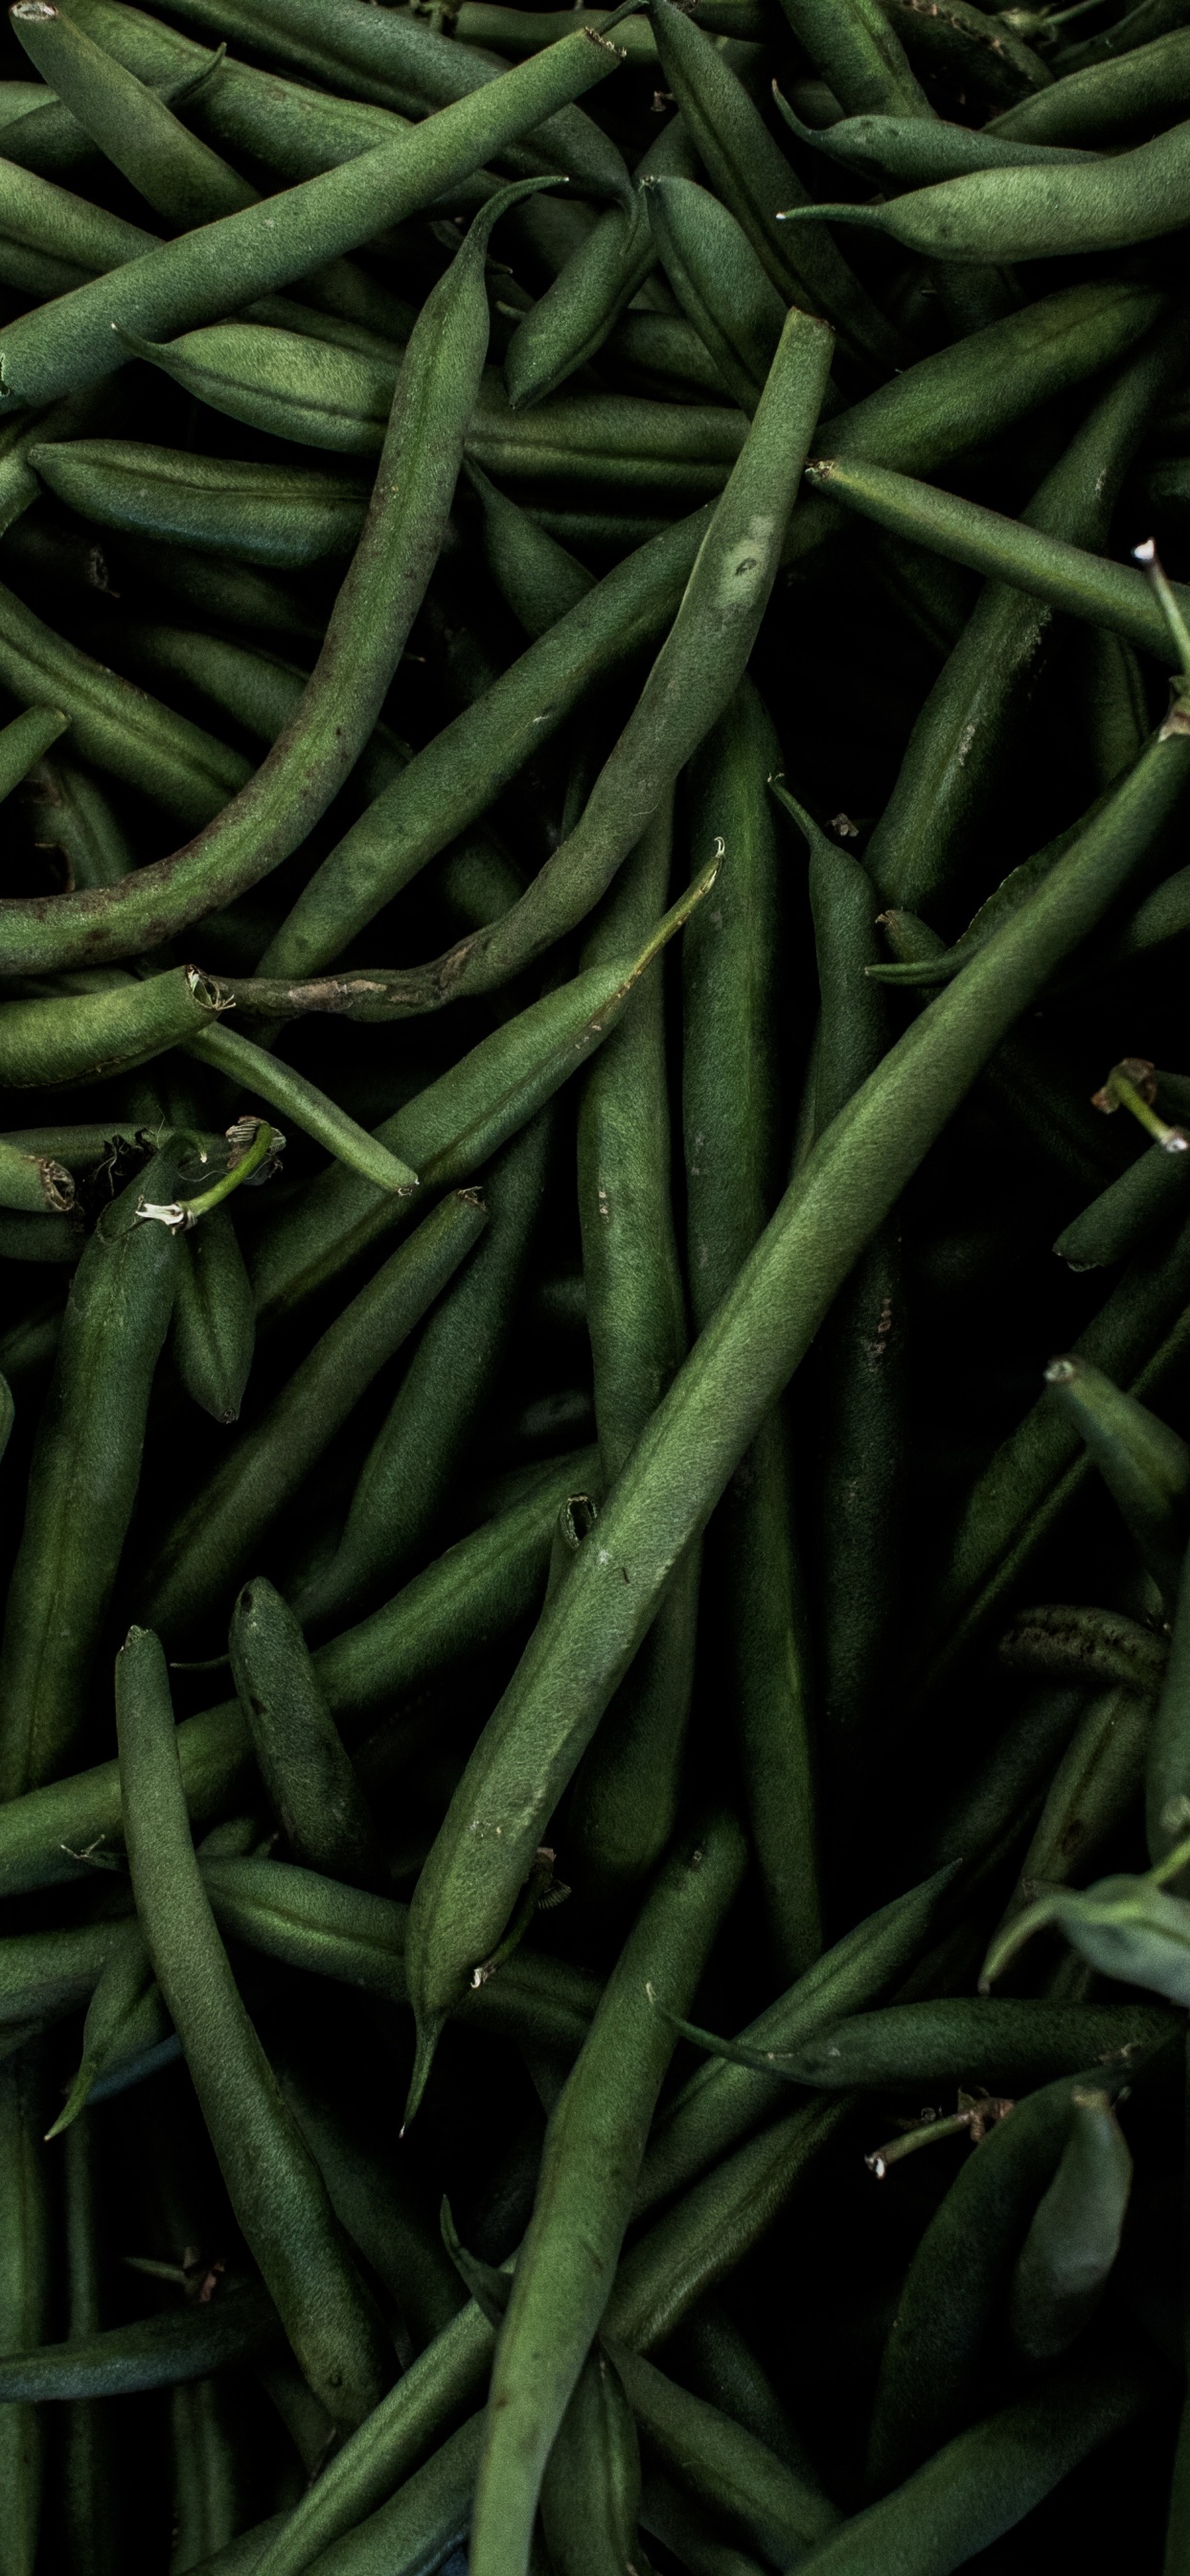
[0,1915,122,2038]
[539,2344,644,2574]
[60,2115,119,2576]
[1000,1602,1169,1696]
[741,1994,1178,2089]
[278,2052,463,2351]
[450,5,663,65]
[296,2411,482,2576]
[0,1142,183,1797]
[1054,1143,1190,1270]
[184,1024,418,1194]
[777,101,1094,182]
[80,625,408,799]
[32,441,370,570]
[122,322,397,457]
[608,2342,838,2563]
[651,1862,957,2218]
[993,1679,1156,1944]
[990,21,1190,137]
[645,175,785,413]
[785,109,1190,259]
[229,1578,387,1892]
[250,865,715,1327]
[683,690,818,1976]
[983,1849,1190,1999]
[0,24,621,398]
[566,804,698,1909]
[467,1811,746,2572]
[48,1918,166,2139]
[157,0,631,198]
[1009,2087,1133,2363]
[0,2282,280,2404]
[0,2050,53,2571]
[915,1208,1190,1700]
[796,2338,1157,2576]
[378,304,833,1018]
[466,465,593,639]
[665,2297,812,2484]
[0,145,155,300]
[865,2067,1128,2490]
[261,278,1160,984]
[800,798,907,1789]
[408,702,1190,2082]
[172,1206,255,1427]
[654,0,913,378]
[803,447,1187,665]
[1045,1353,1190,1604]
[201,1854,602,2059]
[0,578,248,829]
[0,702,65,807]
[640,2471,767,2576]
[505,110,698,409]
[0,1131,73,1218]
[139,1188,488,1646]
[117,1625,393,2430]
[888,0,1054,105]
[856,310,1190,916]
[611,2097,852,2354]
[11,1,257,226]
[171,2376,254,2575]
[1147,1545,1190,1863]
[0,1455,595,1900]
[0,965,229,1090]
[292,1113,552,1636]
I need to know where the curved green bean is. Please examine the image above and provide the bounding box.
[11,0,257,226]
[784,113,1190,260]
[116,1625,393,2431]
[229,1578,387,1891]
[468,1810,747,2573]
[1044,1353,1190,1605]
[31,442,371,569]
[1008,2087,1133,2363]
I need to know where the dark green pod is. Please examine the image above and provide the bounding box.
[229,1577,388,1892]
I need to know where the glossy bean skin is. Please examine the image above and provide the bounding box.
[683,689,819,1976]
[0,1453,596,1900]
[789,113,1190,261]
[1045,1353,1190,1605]
[539,2343,643,2576]
[32,441,371,570]
[0,1145,182,1797]
[468,1812,747,2575]
[1008,2087,1133,2363]
[405,712,1190,2077]
[793,2339,1158,2576]
[0,2050,53,2576]
[138,1188,489,1648]
[116,1626,394,2432]
[568,804,699,1910]
[229,1578,387,1891]
[608,2341,838,2564]
[292,1113,552,1638]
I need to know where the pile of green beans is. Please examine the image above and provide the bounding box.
[2,0,1190,2567]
